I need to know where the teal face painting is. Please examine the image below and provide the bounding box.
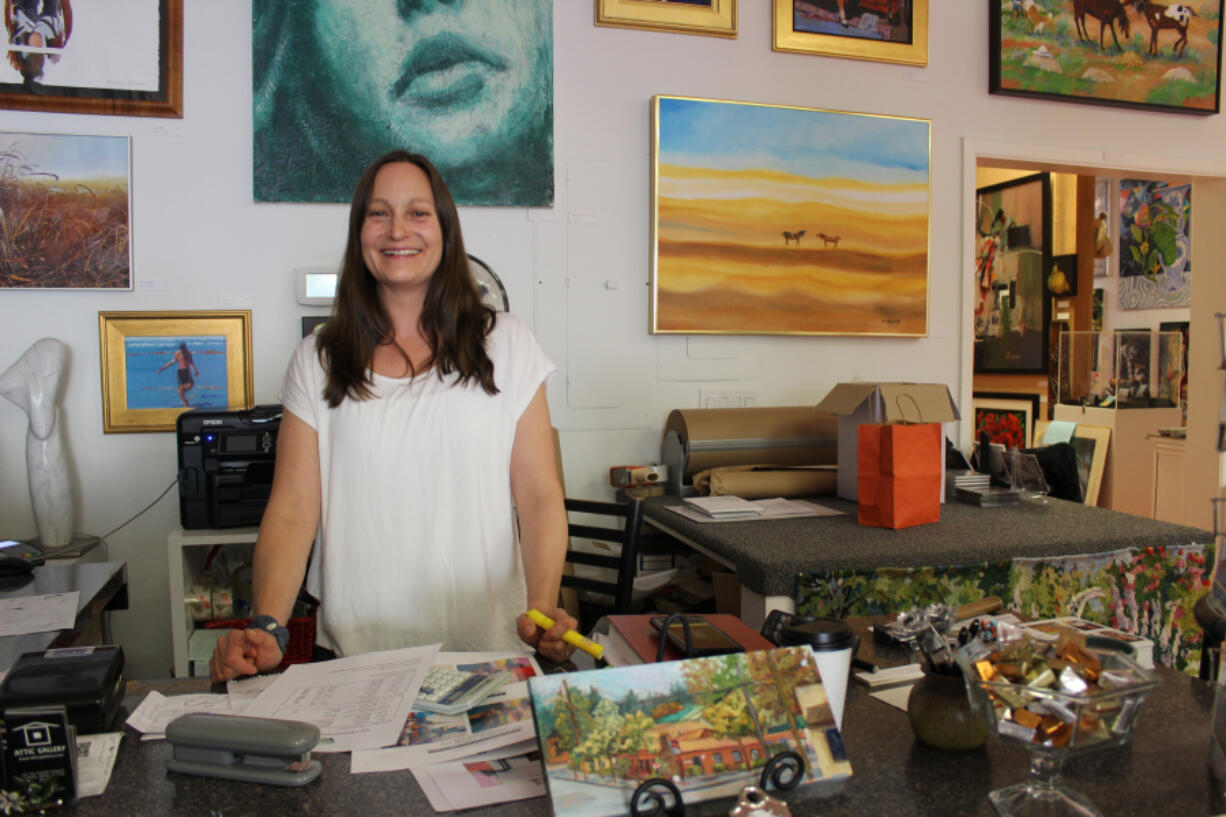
[253,0,554,206]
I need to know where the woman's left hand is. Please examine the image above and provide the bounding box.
[516,607,580,663]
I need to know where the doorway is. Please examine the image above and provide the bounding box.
[960,139,1226,531]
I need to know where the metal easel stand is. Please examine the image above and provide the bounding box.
[629,751,804,817]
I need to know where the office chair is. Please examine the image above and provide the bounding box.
[561,497,651,630]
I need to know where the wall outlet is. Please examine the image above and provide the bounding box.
[699,389,759,409]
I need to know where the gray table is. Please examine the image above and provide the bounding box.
[60,650,1225,816]
[643,495,1214,627]
[0,561,128,672]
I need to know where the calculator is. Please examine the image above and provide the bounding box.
[412,666,513,716]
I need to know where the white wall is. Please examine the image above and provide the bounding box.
[4,2,1226,678]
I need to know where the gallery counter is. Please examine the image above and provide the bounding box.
[643,495,1213,598]
[62,656,1223,816]
[643,496,1214,670]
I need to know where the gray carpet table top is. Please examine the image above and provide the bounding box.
[643,496,1214,598]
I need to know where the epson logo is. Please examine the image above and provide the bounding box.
[202,419,224,426]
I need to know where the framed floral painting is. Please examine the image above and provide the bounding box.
[973,393,1039,450]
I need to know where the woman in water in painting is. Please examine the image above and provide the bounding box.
[157,341,199,408]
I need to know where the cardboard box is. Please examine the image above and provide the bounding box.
[815,382,960,502]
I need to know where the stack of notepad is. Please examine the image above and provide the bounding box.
[954,484,1020,507]
[947,469,990,493]
[682,495,763,520]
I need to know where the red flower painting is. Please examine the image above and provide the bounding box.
[975,408,1026,449]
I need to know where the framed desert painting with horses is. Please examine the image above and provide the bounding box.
[0,0,182,118]
[649,95,931,336]
[990,0,1223,114]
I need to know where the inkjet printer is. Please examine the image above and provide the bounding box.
[177,405,281,529]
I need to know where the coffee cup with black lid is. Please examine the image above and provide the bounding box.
[779,616,858,729]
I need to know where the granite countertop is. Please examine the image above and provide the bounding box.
[61,655,1223,816]
[644,496,1214,597]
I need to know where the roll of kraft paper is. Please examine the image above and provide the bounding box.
[664,407,838,480]
[696,465,837,499]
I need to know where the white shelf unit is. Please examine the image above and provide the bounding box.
[166,526,259,677]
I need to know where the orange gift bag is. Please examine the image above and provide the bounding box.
[857,422,942,530]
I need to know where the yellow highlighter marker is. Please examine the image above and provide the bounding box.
[526,609,604,660]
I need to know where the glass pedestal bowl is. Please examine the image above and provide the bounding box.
[957,639,1158,817]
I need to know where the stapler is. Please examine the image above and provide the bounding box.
[165,712,322,787]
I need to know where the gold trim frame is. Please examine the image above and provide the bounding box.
[98,311,254,433]
[596,0,736,38]
[650,94,931,336]
[772,0,927,66]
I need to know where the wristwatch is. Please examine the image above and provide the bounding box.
[248,614,290,654]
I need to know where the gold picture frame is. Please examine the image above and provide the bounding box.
[596,0,736,38]
[650,94,930,336]
[98,311,254,433]
[772,0,927,66]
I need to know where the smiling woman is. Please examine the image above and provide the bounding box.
[252,0,554,206]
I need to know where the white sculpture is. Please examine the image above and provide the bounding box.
[0,338,74,547]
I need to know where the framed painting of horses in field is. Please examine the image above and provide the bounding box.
[649,95,930,336]
[990,0,1223,114]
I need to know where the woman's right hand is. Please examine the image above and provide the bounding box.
[209,628,284,682]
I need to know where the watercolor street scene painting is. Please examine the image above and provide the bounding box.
[528,647,852,817]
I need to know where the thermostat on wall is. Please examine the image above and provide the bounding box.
[295,267,338,306]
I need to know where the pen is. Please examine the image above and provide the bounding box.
[525,609,604,660]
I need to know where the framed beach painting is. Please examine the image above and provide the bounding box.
[989,0,1223,115]
[0,131,131,289]
[650,95,930,336]
[974,173,1051,374]
[773,0,927,65]
[596,0,737,37]
[973,392,1040,449]
[0,0,182,118]
[98,311,254,433]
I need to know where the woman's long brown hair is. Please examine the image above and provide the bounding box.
[316,151,497,407]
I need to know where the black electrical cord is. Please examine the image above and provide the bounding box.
[98,477,179,542]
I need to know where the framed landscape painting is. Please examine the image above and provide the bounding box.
[98,311,254,432]
[650,95,930,336]
[773,0,927,65]
[989,0,1223,114]
[0,0,183,118]
[0,131,131,289]
[974,173,1051,374]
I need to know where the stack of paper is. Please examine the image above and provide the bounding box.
[1023,617,1155,669]
[682,495,763,519]
[125,647,547,812]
